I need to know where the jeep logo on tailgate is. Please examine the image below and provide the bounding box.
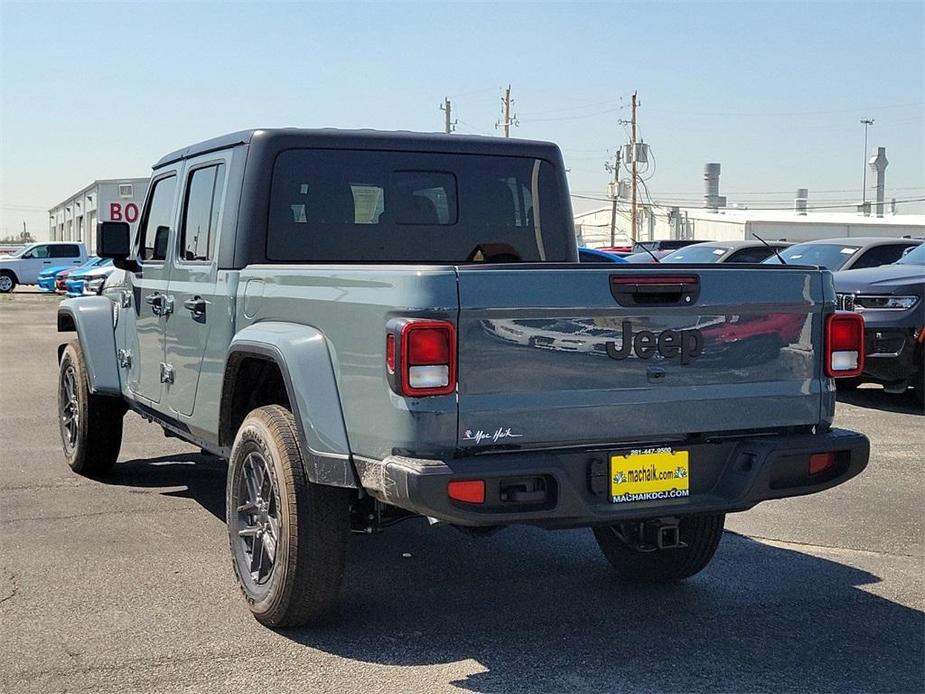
[606,321,703,364]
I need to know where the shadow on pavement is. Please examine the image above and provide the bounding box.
[101,452,923,692]
[104,452,227,522]
[837,387,923,416]
[289,525,923,693]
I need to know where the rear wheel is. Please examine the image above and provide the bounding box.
[0,271,15,293]
[227,405,351,627]
[593,514,725,582]
[58,340,124,476]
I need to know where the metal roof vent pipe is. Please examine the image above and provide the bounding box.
[704,163,726,212]
[794,188,808,215]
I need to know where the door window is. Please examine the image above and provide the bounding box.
[179,164,226,262]
[25,245,50,259]
[138,175,178,262]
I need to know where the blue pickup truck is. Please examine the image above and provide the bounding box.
[57,129,869,627]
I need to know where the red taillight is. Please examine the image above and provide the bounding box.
[386,319,457,397]
[809,452,835,476]
[408,328,451,365]
[824,312,864,378]
[447,480,485,504]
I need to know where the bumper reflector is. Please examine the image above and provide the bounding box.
[809,452,835,476]
[447,480,486,504]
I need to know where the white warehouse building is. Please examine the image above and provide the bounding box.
[575,205,925,247]
[49,178,149,251]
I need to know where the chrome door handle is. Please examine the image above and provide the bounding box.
[183,296,208,316]
[144,293,172,315]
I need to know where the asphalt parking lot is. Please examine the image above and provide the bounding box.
[1,290,923,694]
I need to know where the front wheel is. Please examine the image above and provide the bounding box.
[0,271,16,293]
[58,340,124,476]
[593,514,725,582]
[227,405,351,627]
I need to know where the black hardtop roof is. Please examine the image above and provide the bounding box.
[153,128,563,169]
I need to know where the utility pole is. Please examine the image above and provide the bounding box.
[860,119,874,205]
[604,149,621,246]
[440,98,456,134]
[630,91,638,243]
[496,85,517,137]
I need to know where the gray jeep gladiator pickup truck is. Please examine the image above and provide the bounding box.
[57,129,870,627]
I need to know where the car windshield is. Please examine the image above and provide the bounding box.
[661,246,729,263]
[767,243,859,270]
[896,243,925,265]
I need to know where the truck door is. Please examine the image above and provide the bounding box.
[18,244,52,284]
[129,170,180,404]
[163,156,229,416]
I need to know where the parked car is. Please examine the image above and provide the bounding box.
[58,128,868,628]
[578,247,629,263]
[37,265,74,292]
[764,237,923,271]
[661,240,791,264]
[0,242,88,292]
[62,258,114,297]
[834,243,925,402]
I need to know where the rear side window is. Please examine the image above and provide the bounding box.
[266,149,568,262]
[851,243,917,269]
[139,175,177,261]
[50,244,80,258]
[180,164,226,261]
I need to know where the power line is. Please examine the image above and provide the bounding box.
[644,101,924,118]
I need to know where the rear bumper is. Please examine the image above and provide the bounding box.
[354,428,870,528]
[861,327,921,385]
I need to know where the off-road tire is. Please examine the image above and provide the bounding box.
[227,405,350,627]
[593,514,725,582]
[58,340,124,476]
[0,271,16,293]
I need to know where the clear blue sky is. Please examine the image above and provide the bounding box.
[2,1,923,239]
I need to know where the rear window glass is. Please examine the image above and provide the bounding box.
[768,243,859,270]
[266,149,568,262]
[661,246,728,263]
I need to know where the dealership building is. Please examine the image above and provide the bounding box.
[575,205,925,248]
[49,178,149,251]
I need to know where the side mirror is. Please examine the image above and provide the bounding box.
[96,221,138,271]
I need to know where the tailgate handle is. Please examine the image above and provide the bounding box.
[610,274,700,306]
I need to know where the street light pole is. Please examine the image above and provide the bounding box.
[860,119,874,205]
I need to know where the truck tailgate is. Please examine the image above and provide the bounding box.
[456,265,827,451]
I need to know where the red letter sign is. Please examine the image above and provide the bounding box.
[110,202,123,221]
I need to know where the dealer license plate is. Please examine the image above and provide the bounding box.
[609,448,690,504]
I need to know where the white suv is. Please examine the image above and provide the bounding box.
[0,242,88,292]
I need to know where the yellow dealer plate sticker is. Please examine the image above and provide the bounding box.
[610,449,690,504]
